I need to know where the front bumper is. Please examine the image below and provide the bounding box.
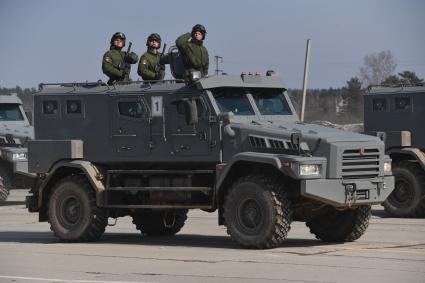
[300,176,394,207]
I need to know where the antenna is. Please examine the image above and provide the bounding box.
[214,55,223,75]
[300,39,311,122]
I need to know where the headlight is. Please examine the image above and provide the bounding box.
[299,164,320,176]
[8,152,27,161]
[384,161,392,173]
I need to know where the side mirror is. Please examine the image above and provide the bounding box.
[184,100,198,125]
[290,132,302,148]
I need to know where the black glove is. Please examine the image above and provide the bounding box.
[159,64,165,71]
[118,62,130,71]
[154,64,161,73]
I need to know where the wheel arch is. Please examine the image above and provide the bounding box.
[388,147,425,171]
[216,154,292,225]
[37,160,105,221]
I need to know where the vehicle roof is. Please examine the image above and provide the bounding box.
[0,94,24,104]
[365,84,425,95]
[36,75,287,96]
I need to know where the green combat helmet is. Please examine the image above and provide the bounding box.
[110,32,126,46]
[146,33,162,48]
[191,24,207,40]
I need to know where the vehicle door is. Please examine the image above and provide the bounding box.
[110,96,151,157]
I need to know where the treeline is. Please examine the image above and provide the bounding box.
[288,77,364,124]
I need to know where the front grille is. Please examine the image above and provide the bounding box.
[341,148,380,179]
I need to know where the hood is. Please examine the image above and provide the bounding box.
[226,119,383,157]
[0,122,34,146]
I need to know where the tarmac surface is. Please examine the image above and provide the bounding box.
[0,190,424,283]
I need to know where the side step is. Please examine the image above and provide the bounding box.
[104,169,215,209]
[108,186,212,193]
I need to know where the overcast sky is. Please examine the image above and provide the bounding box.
[0,0,424,89]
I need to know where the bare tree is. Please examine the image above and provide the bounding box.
[359,50,397,86]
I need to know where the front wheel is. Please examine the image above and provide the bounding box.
[383,161,425,218]
[306,205,371,242]
[48,175,108,242]
[223,175,292,249]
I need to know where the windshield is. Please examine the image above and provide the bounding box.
[212,88,255,116]
[251,89,292,115]
[0,103,24,121]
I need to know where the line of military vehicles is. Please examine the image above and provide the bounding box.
[1,46,424,249]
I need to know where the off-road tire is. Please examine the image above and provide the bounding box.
[223,175,292,249]
[0,165,13,202]
[48,175,108,242]
[132,209,188,236]
[306,205,371,242]
[383,161,425,218]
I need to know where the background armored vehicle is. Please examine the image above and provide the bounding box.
[25,48,394,249]
[364,85,425,217]
[0,93,35,201]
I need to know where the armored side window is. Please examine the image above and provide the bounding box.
[173,97,207,119]
[43,100,59,115]
[66,100,82,114]
[394,97,411,111]
[118,101,144,119]
[372,98,387,112]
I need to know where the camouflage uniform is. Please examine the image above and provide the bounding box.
[176,26,209,81]
[138,49,169,81]
[102,32,138,84]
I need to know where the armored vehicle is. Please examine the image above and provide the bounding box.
[364,85,425,217]
[0,94,35,201]
[25,49,394,249]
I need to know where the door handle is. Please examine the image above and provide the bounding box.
[112,134,137,137]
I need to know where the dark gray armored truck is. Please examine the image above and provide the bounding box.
[26,60,394,248]
[364,85,425,217]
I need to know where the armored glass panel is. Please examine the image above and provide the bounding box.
[211,88,254,116]
[250,89,292,115]
[394,97,411,111]
[118,101,143,119]
[0,103,24,121]
[43,100,59,115]
[66,100,82,114]
[372,98,387,112]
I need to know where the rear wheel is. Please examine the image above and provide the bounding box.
[383,161,425,218]
[48,175,108,242]
[132,209,188,236]
[223,175,292,249]
[306,205,371,242]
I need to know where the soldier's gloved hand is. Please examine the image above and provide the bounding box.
[159,64,165,71]
[125,52,138,63]
[154,64,161,73]
[118,62,130,71]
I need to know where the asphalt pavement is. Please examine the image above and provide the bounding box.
[0,190,424,283]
